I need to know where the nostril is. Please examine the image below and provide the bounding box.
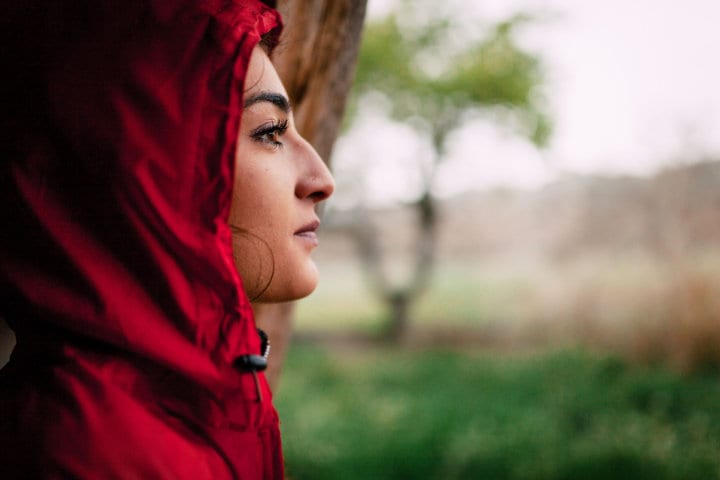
[301,171,334,203]
[309,190,330,203]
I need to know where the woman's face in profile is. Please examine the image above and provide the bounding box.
[229,46,334,303]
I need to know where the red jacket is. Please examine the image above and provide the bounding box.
[0,1,284,478]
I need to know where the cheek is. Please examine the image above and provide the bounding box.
[229,166,278,229]
[231,230,275,301]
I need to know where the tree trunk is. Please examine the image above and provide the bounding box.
[255,0,367,390]
[387,292,411,341]
[352,189,438,341]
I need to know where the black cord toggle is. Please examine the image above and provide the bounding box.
[233,328,270,372]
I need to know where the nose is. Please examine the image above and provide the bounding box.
[295,138,335,203]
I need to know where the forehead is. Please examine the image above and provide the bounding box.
[245,46,286,97]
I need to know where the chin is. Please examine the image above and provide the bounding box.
[253,264,319,304]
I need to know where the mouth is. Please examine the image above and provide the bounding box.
[294,219,321,245]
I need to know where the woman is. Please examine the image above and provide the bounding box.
[0,1,332,478]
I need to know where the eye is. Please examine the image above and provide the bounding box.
[251,119,289,149]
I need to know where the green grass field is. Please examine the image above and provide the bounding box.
[276,345,720,480]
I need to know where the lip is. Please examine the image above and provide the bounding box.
[294,219,320,245]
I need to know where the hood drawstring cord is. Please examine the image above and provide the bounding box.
[234,329,271,402]
[252,371,263,402]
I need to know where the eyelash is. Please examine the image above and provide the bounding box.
[251,119,289,148]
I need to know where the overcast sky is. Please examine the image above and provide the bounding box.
[331,0,720,206]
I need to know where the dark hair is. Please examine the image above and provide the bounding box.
[259,26,282,56]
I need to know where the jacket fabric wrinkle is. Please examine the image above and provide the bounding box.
[0,1,284,478]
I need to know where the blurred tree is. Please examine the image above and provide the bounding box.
[346,2,552,339]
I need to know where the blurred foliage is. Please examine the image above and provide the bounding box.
[348,4,551,147]
[278,345,720,480]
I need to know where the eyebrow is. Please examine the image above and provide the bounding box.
[243,91,292,113]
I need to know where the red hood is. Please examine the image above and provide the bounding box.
[0,0,281,391]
